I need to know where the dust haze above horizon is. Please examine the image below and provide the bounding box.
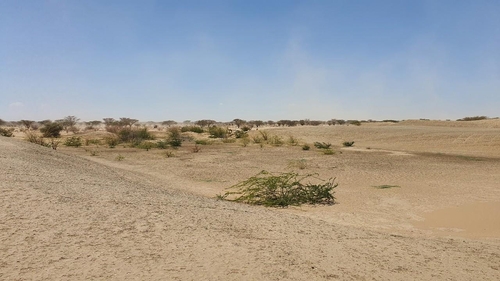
[1,0,499,122]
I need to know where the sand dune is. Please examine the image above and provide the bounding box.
[1,134,500,280]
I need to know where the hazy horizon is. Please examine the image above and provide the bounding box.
[1,1,499,121]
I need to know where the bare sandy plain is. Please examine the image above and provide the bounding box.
[1,119,500,280]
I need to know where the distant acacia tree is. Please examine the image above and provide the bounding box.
[20,120,35,130]
[161,120,177,127]
[60,116,79,133]
[119,118,138,128]
[103,118,117,126]
[195,119,216,127]
[39,119,52,126]
[232,119,246,128]
[248,120,264,129]
[85,120,102,131]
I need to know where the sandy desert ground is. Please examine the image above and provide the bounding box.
[1,120,500,280]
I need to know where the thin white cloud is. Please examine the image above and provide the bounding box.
[8,102,24,108]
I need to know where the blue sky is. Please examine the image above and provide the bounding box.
[1,0,499,122]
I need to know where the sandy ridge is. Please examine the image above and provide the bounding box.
[1,137,499,280]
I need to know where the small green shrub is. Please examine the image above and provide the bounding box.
[118,127,154,143]
[105,137,119,148]
[25,131,47,146]
[40,122,63,138]
[259,131,269,141]
[168,127,182,147]
[314,142,331,149]
[195,139,211,145]
[64,136,83,147]
[219,171,337,207]
[115,154,125,161]
[85,138,101,146]
[323,149,335,155]
[234,130,248,139]
[268,135,284,146]
[165,150,176,158]
[252,135,263,143]
[287,135,300,146]
[0,127,14,137]
[138,141,155,151]
[288,159,308,170]
[342,141,355,147]
[302,144,310,150]
[181,126,204,133]
[241,137,251,147]
[209,126,230,138]
[156,140,169,149]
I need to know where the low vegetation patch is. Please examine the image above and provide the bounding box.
[314,142,331,149]
[322,149,335,155]
[457,116,487,121]
[181,126,204,133]
[288,159,308,170]
[219,170,337,207]
[209,126,230,138]
[0,127,14,137]
[64,136,83,147]
[342,141,355,147]
[373,185,400,189]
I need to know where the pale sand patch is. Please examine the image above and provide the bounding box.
[413,202,500,238]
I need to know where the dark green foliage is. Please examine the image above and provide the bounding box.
[348,120,361,126]
[342,141,355,147]
[118,127,154,143]
[40,122,64,138]
[64,136,83,147]
[457,116,487,121]
[0,127,14,137]
[302,144,310,150]
[220,171,337,207]
[314,142,331,149]
[181,126,204,133]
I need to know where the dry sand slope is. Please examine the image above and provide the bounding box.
[1,137,500,280]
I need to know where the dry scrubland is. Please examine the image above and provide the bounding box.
[1,119,500,280]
